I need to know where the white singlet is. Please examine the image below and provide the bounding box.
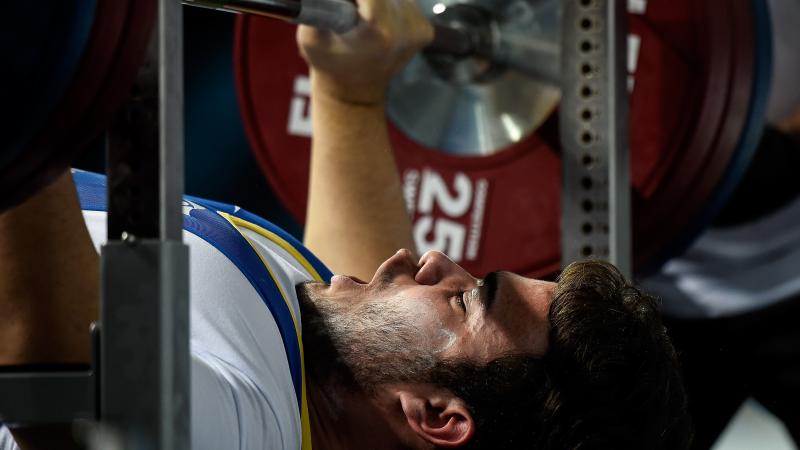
[0,171,332,450]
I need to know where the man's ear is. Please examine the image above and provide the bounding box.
[397,390,475,448]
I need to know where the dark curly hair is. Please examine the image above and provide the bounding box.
[429,260,692,449]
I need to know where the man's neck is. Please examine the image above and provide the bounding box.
[307,380,406,450]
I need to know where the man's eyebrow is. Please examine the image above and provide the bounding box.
[481,271,500,312]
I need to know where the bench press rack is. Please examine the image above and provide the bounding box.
[1,0,190,448]
[561,0,631,277]
[0,1,629,448]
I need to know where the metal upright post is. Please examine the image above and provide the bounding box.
[101,1,189,449]
[560,0,631,277]
[0,2,188,447]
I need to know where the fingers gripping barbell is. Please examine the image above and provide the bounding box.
[183,0,560,85]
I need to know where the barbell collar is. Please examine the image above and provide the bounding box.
[493,36,561,86]
[429,23,479,58]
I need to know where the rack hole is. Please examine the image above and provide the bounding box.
[581,245,593,257]
[582,223,593,235]
[581,177,593,190]
[582,199,594,212]
[580,17,593,30]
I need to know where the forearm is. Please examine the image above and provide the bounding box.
[304,73,416,280]
[0,171,98,365]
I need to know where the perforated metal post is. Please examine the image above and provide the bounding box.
[560,0,631,277]
[101,0,190,448]
[0,3,189,447]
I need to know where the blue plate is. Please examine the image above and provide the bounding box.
[0,0,96,169]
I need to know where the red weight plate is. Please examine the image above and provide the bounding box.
[634,1,756,267]
[627,11,699,199]
[236,17,561,277]
[630,0,734,264]
[235,0,754,277]
[0,0,156,210]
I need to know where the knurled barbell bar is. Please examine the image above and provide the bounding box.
[183,0,561,84]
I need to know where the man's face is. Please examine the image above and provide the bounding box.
[302,249,555,375]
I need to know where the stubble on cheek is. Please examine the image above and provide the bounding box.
[298,281,464,390]
[433,326,457,354]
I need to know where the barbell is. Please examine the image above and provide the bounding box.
[184,0,560,84]
[0,0,775,278]
[235,0,772,276]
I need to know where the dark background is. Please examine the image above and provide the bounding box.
[74,6,303,238]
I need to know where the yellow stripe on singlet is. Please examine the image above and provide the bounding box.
[219,212,318,450]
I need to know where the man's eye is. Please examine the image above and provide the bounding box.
[455,292,467,312]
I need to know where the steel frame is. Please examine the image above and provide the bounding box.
[560,0,632,277]
[0,1,190,449]
[0,0,631,447]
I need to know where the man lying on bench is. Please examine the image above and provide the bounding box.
[0,0,690,448]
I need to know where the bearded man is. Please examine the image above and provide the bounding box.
[0,0,690,448]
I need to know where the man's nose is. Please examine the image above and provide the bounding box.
[414,251,474,286]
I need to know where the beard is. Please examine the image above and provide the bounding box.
[297,282,437,393]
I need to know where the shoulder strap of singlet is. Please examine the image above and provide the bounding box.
[72,170,330,450]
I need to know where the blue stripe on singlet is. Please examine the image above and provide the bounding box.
[71,170,331,408]
[189,196,333,283]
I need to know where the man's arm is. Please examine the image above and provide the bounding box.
[0,172,98,450]
[0,172,98,366]
[298,0,433,280]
